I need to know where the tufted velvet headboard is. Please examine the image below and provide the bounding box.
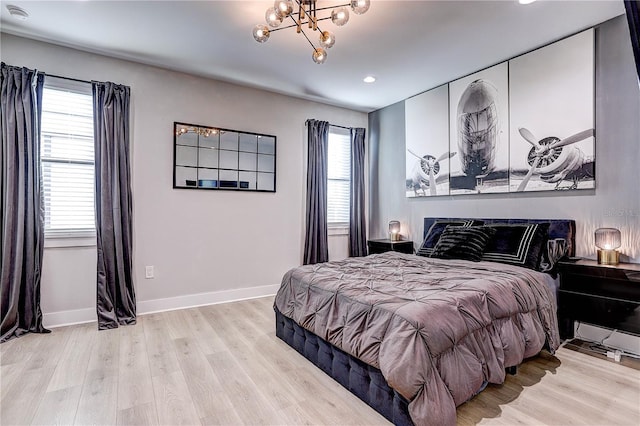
[423,217,576,257]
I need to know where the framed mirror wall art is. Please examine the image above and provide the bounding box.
[173,122,276,192]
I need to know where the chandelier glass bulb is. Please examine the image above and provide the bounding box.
[312,48,327,64]
[265,7,283,27]
[350,0,370,15]
[253,24,270,43]
[274,0,294,17]
[331,7,350,26]
[319,31,335,49]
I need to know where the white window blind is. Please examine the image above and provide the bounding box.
[40,77,95,237]
[327,127,351,225]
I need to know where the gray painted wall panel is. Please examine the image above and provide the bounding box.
[368,16,640,263]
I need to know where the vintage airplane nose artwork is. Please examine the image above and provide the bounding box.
[456,79,498,179]
[449,63,509,195]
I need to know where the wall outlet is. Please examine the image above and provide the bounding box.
[145,266,154,279]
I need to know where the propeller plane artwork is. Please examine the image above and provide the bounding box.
[511,127,595,191]
[407,149,457,196]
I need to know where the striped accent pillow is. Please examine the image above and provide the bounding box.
[481,223,550,270]
[416,220,483,257]
[429,226,497,262]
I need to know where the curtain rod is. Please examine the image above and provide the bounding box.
[330,123,351,130]
[44,73,92,85]
[305,119,352,130]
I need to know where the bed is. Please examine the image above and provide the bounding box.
[274,218,575,425]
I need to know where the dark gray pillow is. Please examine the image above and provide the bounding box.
[429,226,497,262]
[539,238,568,276]
[481,223,550,270]
[417,219,484,257]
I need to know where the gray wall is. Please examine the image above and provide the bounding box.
[1,33,366,326]
[368,15,640,263]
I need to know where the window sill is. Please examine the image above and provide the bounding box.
[328,225,349,236]
[44,235,96,248]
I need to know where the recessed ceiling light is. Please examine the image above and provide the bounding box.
[518,0,536,4]
[6,4,29,20]
[363,76,376,83]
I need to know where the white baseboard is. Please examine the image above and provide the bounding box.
[42,284,280,329]
[137,284,280,316]
[43,307,96,329]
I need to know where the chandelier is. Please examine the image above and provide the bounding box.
[175,125,222,138]
[252,0,371,64]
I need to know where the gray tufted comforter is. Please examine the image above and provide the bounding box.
[274,252,560,426]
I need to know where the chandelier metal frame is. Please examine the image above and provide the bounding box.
[252,0,371,64]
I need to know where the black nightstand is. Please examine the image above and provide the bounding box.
[557,259,640,340]
[367,239,414,255]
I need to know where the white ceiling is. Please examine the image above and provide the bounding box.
[0,1,625,112]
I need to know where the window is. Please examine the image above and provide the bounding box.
[327,127,350,226]
[40,77,95,237]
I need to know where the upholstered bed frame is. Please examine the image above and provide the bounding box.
[275,309,414,425]
[274,217,576,425]
[423,218,576,257]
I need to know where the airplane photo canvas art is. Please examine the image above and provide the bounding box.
[404,28,594,198]
[405,84,451,197]
[509,28,595,192]
[448,62,509,195]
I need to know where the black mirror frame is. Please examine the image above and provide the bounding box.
[173,121,277,193]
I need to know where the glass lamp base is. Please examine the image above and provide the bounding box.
[597,249,619,265]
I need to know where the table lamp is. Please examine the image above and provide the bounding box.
[389,221,401,241]
[594,227,621,265]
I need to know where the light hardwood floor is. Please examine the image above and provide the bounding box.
[1,296,639,425]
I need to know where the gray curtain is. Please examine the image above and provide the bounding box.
[625,1,640,84]
[349,128,367,257]
[0,63,50,342]
[93,81,135,330]
[303,119,329,265]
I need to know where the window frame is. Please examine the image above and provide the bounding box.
[40,76,96,245]
[327,126,351,230]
